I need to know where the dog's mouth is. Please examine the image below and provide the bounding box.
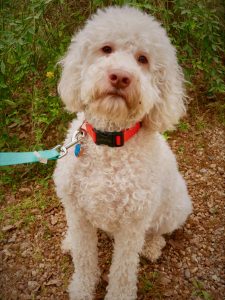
[99,90,128,103]
[92,85,140,112]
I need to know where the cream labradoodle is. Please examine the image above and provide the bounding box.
[54,6,192,300]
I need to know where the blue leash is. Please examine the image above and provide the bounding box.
[0,149,60,166]
[0,128,86,167]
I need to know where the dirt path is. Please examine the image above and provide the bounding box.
[1,107,224,300]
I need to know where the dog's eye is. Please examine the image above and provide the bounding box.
[137,55,148,64]
[102,46,113,54]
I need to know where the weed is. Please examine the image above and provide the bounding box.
[196,119,207,131]
[1,197,35,225]
[197,143,205,150]
[178,145,185,153]
[142,277,154,291]
[163,131,171,140]
[192,279,214,300]
[43,223,53,240]
[0,187,57,230]
[33,249,44,262]
[178,121,189,132]
[139,272,162,298]
[207,101,225,126]
[217,105,225,126]
[61,255,71,273]
[0,0,74,157]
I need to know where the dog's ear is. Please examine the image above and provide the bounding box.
[58,36,85,113]
[143,59,187,132]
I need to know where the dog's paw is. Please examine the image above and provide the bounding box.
[68,276,94,300]
[141,235,166,262]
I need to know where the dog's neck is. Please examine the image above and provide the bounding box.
[84,112,140,132]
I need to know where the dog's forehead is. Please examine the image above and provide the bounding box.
[82,6,161,47]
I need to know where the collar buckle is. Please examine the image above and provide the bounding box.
[94,129,124,147]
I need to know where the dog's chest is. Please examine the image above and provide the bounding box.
[69,140,158,231]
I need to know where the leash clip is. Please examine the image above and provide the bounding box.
[53,128,86,159]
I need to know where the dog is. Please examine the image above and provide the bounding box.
[53,6,192,300]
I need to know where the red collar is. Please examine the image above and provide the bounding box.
[83,121,142,147]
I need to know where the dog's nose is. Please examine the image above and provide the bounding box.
[108,70,132,89]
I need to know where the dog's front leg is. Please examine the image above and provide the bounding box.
[105,224,146,300]
[67,214,100,300]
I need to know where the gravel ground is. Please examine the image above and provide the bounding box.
[1,108,224,300]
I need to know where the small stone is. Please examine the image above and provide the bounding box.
[164,290,174,297]
[10,290,18,300]
[51,215,58,226]
[20,242,30,251]
[191,267,198,273]
[21,249,31,258]
[212,274,219,282]
[2,248,11,257]
[45,279,61,286]
[18,283,26,291]
[218,167,224,174]
[27,280,40,292]
[191,254,198,263]
[210,163,216,169]
[184,269,191,279]
[21,294,31,300]
[19,187,32,194]
[160,276,171,285]
[209,207,217,214]
[2,224,16,232]
[8,233,17,243]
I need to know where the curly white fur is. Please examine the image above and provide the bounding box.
[54,6,192,300]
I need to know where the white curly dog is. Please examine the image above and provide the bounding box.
[54,6,192,300]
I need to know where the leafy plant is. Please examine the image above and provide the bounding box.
[178,121,190,132]
[196,118,207,131]
[0,0,224,191]
[192,279,214,300]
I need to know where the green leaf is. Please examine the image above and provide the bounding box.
[1,61,5,74]
[3,99,17,107]
[0,82,7,88]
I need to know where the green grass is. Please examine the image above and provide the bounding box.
[162,131,171,140]
[0,182,58,239]
[178,121,190,132]
[1,196,43,225]
[139,272,163,299]
[196,119,207,131]
[207,101,225,126]
[178,145,185,153]
[192,279,214,300]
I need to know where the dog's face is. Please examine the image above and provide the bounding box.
[59,6,186,131]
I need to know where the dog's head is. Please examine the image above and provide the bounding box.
[58,6,186,131]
